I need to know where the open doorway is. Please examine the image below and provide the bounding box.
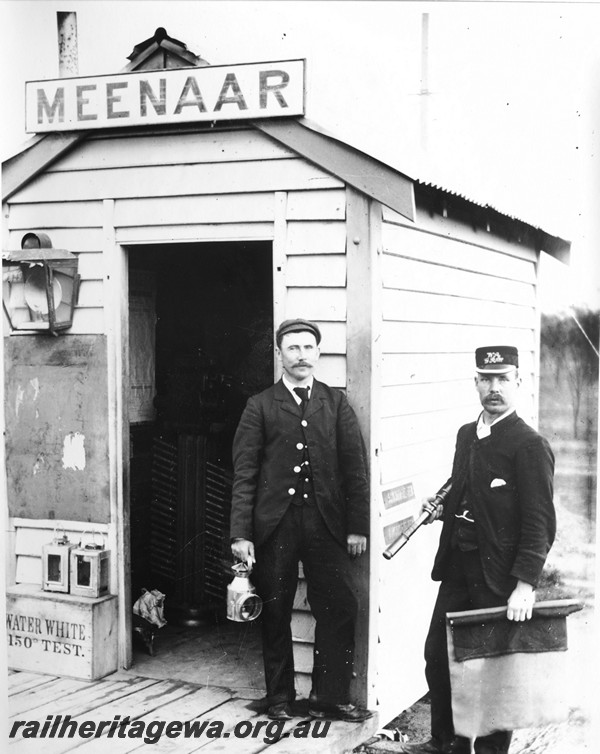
[126,241,273,687]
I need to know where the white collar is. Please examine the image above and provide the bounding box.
[282,374,314,404]
[476,408,515,439]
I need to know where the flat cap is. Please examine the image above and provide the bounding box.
[475,346,519,373]
[276,318,322,346]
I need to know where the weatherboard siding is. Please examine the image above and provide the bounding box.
[4,126,351,694]
[5,130,348,380]
[374,214,541,719]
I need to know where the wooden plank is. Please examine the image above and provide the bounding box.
[190,702,296,753]
[12,518,110,532]
[316,322,346,355]
[291,611,315,643]
[14,556,41,584]
[380,411,471,452]
[381,205,408,225]
[345,189,376,712]
[76,280,104,308]
[8,678,171,753]
[381,352,472,383]
[382,221,537,282]
[413,206,542,263]
[381,254,536,306]
[285,221,346,256]
[294,672,312,700]
[76,252,105,280]
[313,355,346,389]
[73,686,234,754]
[116,223,273,244]
[382,289,536,330]
[273,191,288,378]
[380,351,537,385]
[48,130,296,172]
[285,255,346,287]
[11,160,343,203]
[380,381,479,419]
[292,580,309,611]
[286,288,346,321]
[380,321,536,355]
[114,193,276,227]
[268,716,379,754]
[286,189,346,221]
[6,227,104,254]
[68,308,105,335]
[254,119,415,220]
[380,439,457,485]
[14,524,107,556]
[7,671,57,693]
[8,676,103,716]
[292,642,313,674]
[6,201,103,229]
[3,132,86,202]
[103,198,130,670]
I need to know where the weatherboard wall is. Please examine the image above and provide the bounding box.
[372,202,541,720]
[3,125,352,693]
[4,122,550,716]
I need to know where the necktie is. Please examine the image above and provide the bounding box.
[293,387,309,413]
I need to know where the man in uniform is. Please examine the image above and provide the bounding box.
[404,346,556,754]
[230,318,372,723]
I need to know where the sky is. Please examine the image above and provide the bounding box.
[1,0,599,310]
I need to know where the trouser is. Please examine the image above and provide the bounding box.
[254,503,359,706]
[425,548,513,754]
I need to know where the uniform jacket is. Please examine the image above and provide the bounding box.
[432,412,555,596]
[230,378,369,547]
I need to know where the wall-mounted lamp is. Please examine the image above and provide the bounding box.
[2,232,80,335]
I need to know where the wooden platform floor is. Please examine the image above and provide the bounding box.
[7,619,378,753]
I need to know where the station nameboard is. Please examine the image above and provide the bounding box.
[25,59,305,133]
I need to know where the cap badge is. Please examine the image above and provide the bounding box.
[484,351,504,365]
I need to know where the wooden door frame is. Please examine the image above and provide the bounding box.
[107,227,282,669]
[104,200,132,668]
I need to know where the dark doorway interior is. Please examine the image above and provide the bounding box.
[127,242,272,671]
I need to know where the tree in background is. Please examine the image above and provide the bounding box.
[541,308,599,440]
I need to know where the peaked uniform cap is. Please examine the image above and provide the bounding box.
[475,346,519,373]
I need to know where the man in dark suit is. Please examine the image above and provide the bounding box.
[404,346,556,754]
[230,318,372,723]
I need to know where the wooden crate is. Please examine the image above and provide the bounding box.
[6,583,118,680]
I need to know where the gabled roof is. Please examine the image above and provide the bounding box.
[2,132,86,201]
[1,119,416,220]
[252,119,415,221]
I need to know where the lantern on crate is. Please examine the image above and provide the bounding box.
[70,532,110,598]
[42,529,77,593]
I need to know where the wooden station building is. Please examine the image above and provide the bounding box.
[2,28,569,724]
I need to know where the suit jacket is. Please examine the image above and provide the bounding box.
[230,379,370,547]
[432,412,556,596]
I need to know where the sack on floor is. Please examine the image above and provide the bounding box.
[132,588,167,656]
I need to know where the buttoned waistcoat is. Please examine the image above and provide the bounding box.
[432,412,556,595]
[230,379,369,547]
